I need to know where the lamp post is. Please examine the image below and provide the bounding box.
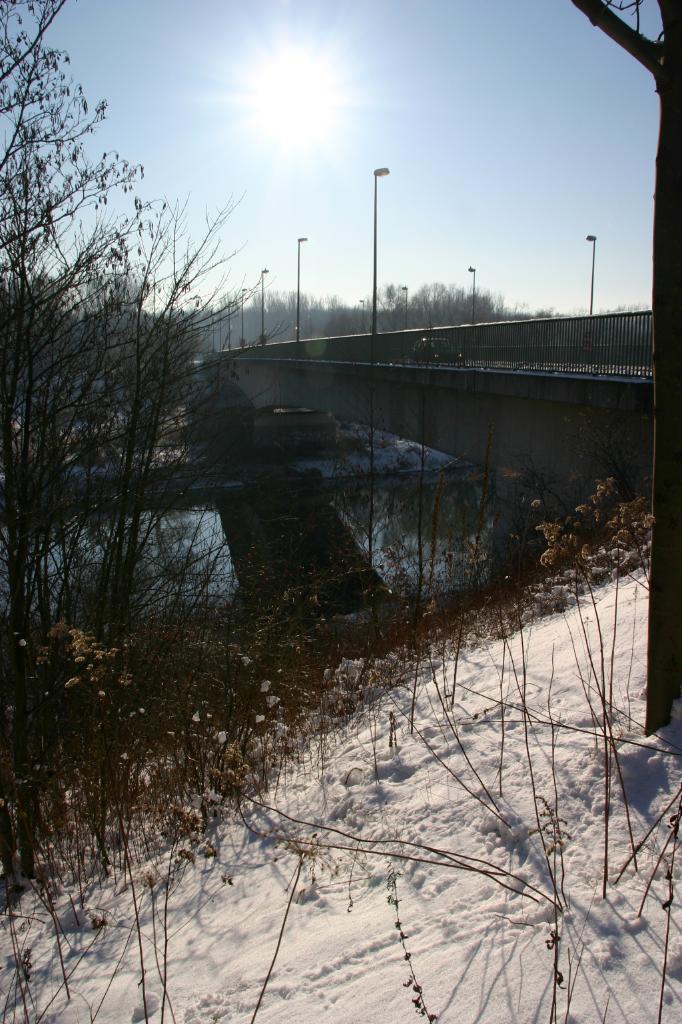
[296,237,307,342]
[468,266,476,324]
[586,235,597,315]
[369,167,390,572]
[372,168,390,344]
[401,285,408,329]
[240,288,247,347]
[260,268,269,343]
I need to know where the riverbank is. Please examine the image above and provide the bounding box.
[1,530,679,1023]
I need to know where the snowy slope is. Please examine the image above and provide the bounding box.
[3,572,681,1024]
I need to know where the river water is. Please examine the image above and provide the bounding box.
[148,462,492,613]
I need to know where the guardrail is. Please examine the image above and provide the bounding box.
[239,310,652,378]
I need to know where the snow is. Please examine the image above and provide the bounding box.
[3,571,682,1023]
[291,421,465,480]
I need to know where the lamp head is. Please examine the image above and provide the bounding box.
[373,167,390,177]
[468,266,476,273]
[298,237,308,243]
[262,268,269,275]
[586,235,597,242]
[402,286,408,293]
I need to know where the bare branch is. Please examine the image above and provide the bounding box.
[570,0,665,79]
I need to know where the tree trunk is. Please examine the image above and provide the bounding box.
[0,773,16,880]
[646,10,682,733]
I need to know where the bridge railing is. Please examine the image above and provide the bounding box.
[240,310,652,378]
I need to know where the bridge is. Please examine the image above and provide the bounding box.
[217,311,653,496]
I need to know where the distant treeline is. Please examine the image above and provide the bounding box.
[204,282,556,351]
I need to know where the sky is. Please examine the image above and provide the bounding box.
[48,0,661,317]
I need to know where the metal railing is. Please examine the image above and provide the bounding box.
[241,310,652,378]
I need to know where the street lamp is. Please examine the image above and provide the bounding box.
[359,299,365,331]
[260,268,269,343]
[296,237,308,342]
[369,167,389,571]
[401,285,408,329]
[240,288,247,347]
[468,266,476,324]
[586,235,597,315]
[372,168,390,342]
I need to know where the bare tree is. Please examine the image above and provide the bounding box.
[569,1,680,732]
[0,2,235,879]
[85,201,234,639]
[0,0,144,878]
[249,283,528,343]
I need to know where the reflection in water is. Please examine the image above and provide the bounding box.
[144,508,237,604]
[150,469,491,609]
[332,469,491,597]
[3,470,490,623]
[2,507,238,622]
[215,491,381,615]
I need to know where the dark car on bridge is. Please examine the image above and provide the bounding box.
[411,335,464,366]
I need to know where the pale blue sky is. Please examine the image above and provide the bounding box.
[49,0,660,315]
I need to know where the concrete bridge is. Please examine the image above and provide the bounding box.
[215,311,653,497]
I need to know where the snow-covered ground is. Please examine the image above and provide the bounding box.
[3,571,681,1023]
[291,421,465,480]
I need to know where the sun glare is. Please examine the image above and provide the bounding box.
[240,47,344,149]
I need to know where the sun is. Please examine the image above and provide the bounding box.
[240,46,344,149]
